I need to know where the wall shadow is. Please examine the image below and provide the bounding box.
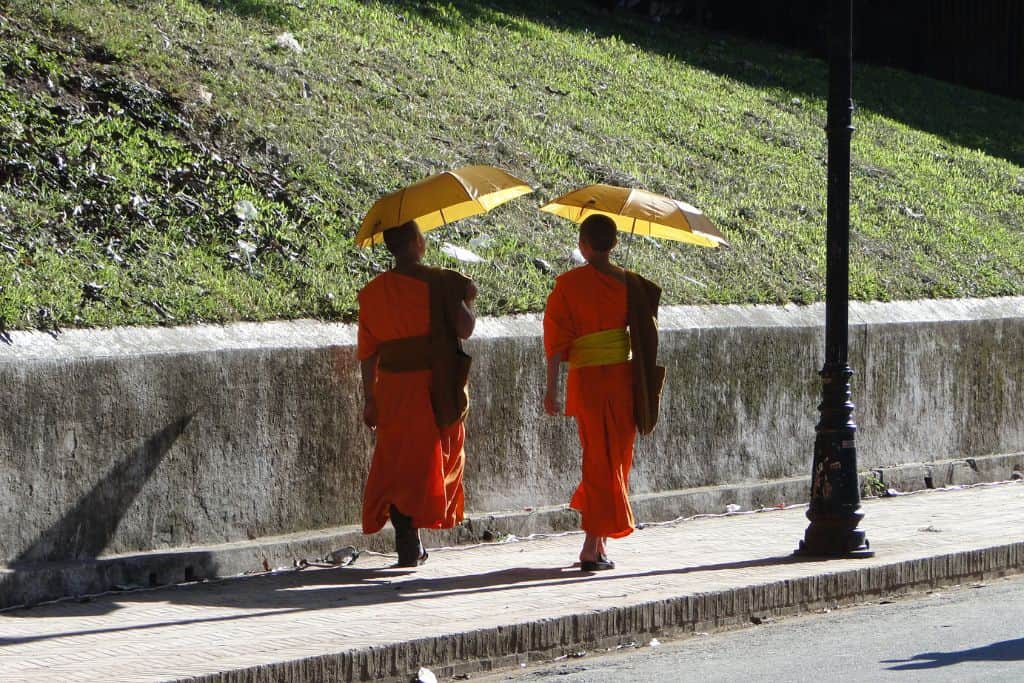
[883,637,1024,670]
[9,412,195,564]
[0,413,197,608]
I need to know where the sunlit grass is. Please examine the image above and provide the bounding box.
[1,0,1021,330]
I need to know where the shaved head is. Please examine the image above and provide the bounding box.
[383,220,421,256]
[579,214,618,253]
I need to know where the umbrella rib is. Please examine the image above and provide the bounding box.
[396,188,406,227]
[621,187,634,217]
[448,170,475,197]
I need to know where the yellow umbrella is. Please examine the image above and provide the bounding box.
[355,165,533,247]
[540,183,728,248]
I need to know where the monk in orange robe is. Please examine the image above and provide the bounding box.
[358,221,476,567]
[543,214,662,571]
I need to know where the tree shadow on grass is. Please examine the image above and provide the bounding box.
[194,0,299,25]
[882,637,1024,670]
[396,0,1024,166]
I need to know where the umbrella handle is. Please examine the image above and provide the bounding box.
[622,218,637,269]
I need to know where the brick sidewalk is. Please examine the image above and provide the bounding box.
[1,483,1022,682]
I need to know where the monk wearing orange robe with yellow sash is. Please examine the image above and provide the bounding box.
[358,221,476,567]
[543,214,663,571]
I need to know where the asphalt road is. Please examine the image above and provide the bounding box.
[473,573,1024,683]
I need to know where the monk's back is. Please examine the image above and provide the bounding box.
[357,271,430,344]
[555,265,627,335]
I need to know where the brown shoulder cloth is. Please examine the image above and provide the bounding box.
[407,267,473,429]
[624,271,665,436]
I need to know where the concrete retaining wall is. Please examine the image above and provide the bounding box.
[1,297,1022,568]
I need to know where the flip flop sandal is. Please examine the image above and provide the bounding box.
[580,556,615,571]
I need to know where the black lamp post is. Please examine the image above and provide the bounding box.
[796,0,872,557]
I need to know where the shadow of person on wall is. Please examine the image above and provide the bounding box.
[1,412,197,608]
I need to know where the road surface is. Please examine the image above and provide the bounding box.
[475,573,1024,682]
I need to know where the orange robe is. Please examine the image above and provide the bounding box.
[544,265,636,539]
[357,271,465,534]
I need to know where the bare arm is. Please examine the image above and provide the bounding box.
[360,354,378,429]
[543,351,564,416]
[453,279,477,340]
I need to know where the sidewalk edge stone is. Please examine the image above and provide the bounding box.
[177,541,1024,683]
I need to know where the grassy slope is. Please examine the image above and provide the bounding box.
[1,0,1022,331]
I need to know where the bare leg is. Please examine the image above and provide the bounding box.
[580,533,615,570]
[579,533,600,563]
[390,505,427,567]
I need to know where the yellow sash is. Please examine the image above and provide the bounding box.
[568,328,630,369]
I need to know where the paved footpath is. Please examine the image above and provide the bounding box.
[1,483,1022,683]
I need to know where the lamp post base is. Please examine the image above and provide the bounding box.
[795,511,874,558]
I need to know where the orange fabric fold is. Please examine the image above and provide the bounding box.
[357,271,465,534]
[544,265,636,538]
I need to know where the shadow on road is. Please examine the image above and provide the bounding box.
[883,637,1024,670]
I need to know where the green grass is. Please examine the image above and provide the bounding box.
[1,0,1022,331]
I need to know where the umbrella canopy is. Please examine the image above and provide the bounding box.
[540,183,728,248]
[355,165,533,247]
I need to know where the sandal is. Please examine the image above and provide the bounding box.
[396,550,428,568]
[580,555,615,571]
